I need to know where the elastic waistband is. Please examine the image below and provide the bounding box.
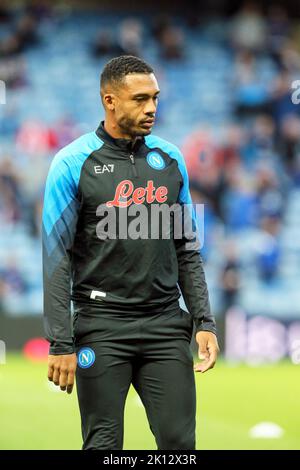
[73,298,180,317]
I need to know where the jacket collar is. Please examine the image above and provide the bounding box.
[96,121,145,152]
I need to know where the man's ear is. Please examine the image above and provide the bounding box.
[102,93,115,111]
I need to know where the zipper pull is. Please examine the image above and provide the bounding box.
[129,153,138,176]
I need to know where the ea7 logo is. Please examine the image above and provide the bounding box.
[94,164,114,174]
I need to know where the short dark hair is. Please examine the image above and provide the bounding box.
[100,55,154,88]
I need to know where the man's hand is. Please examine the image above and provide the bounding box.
[194,331,219,373]
[48,353,77,394]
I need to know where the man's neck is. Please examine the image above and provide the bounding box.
[104,120,132,141]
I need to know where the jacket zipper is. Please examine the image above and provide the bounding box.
[129,153,138,177]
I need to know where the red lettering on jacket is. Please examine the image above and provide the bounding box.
[106,180,168,207]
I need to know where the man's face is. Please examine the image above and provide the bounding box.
[105,73,160,138]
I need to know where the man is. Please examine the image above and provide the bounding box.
[43,55,219,450]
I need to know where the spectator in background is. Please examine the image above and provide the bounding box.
[278,114,300,181]
[159,25,185,61]
[182,128,226,220]
[222,166,257,231]
[0,182,20,224]
[53,115,81,149]
[233,50,270,117]
[0,257,27,295]
[0,0,11,23]
[189,180,219,260]
[0,103,19,137]
[255,163,284,222]
[230,0,267,53]
[0,279,6,314]
[152,15,185,60]
[0,34,23,57]
[0,12,39,90]
[117,18,143,57]
[25,192,42,239]
[16,120,57,155]
[218,123,243,172]
[220,240,241,313]
[251,115,276,154]
[91,19,143,59]
[31,191,43,238]
[242,115,285,176]
[267,5,290,63]
[276,39,300,75]
[15,13,40,51]
[270,70,300,127]
[0,54,27,89]
[91,29,122,58]
[0,13,40,58]
[152,15,171,43]
[290,147,300,187]
[25,0,53,21]
[256,216,281,283]
[0,158,23,225]
[184,0,201,29]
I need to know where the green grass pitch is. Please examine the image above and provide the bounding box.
[0,354,299,450]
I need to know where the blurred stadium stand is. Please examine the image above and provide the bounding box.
[1,0,300,356]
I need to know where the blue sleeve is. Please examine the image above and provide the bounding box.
[42,133,103,354]
[42,151,81,355]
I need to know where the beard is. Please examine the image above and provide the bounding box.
[118,115,152,138]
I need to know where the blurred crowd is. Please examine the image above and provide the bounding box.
[1,1,300,316]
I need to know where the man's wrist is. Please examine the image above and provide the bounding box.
[49,341,75,355]
[194,320,217,336]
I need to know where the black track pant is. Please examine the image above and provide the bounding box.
[75,307,196,450]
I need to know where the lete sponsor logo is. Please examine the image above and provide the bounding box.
[106,179,168,207]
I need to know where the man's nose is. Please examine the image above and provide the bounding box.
[144,99,157,115]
